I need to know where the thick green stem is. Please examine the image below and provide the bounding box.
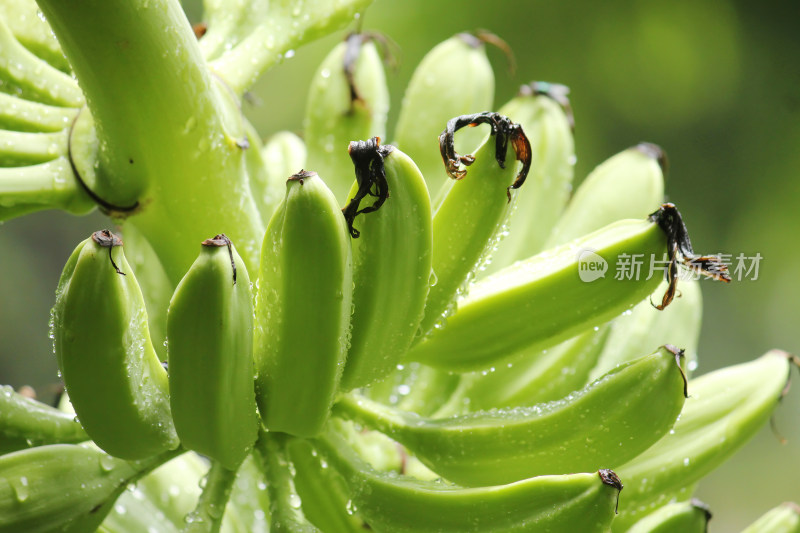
[35,0,264,280]
[182,460,238,533]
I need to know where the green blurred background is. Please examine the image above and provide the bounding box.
[1,0,798,529]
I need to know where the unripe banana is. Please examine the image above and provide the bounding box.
[255,130,307,225]
[409,203,727,371]
[436,325,611,417]
[336,346,687,487]
[53,230,179,459]
[0,92,77,133]
[589,278,702,381]
[546,143,666,248]
[287,438,367,532]
[305,33,390,202]
[612,351,792,531]
[0,443,176,533]
[340,141,433,390]
[0,0,68,70]
[167,234,258,470]
[0,385,87,454]
[101,486,181,533]
[417,112,531,338]
[483,82,576,275]
[626,499,712,533]
[315,426,623,533]
[254,171,353,437]
[742,502,800,533]
[393,33,495,198]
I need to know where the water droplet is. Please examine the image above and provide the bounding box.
[99,454,116,472]
[11,476,29,502]
[288,493,302,508]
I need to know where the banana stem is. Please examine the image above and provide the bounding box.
[182,460,238,533]
[0,17,83,107]
[0,157,93,219]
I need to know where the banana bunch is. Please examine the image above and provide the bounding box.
[0,4,794,532]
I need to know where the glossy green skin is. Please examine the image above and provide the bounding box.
[336,347,685,487]
[305,40,389,203]
[341,148,433,390]
[167,242,257,470]
[438,325,611,416]
[254,174,353,437]
[546,145,664,248]
[53,238,178,460]
[484,93,575,275]
[316,428,620,533]
[256,130,307,225]
[417,139,520,338]
[626,501,710,533]
[0,386,87,455]
[409,219,667,371]
[612,351,791,531]
[0,444,166,533]
[393,35,494,199]
[742,503,800,533]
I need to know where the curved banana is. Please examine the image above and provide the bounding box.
[167,234,258,470]
[315,426,623,533]
[612,351,793,531]
[483,82,576,274]
[742,502,800,533]
[626,499,712,533]
[409,203,727,371]
[340,142,433,390]
[417,112,531,338]
[0,385,87,454]
[53,230,179,459]
[254,170,353,437]
[305,33,390,202]
[436,325,611,416]
[0,443,176,533]
[336,346,687,487]
[546,142,666,248]
[589,278,702,381]
[393,33,495,198]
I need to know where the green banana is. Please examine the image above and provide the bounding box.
[340,141,433,390]
[167,234,258,470]
[254,170,353,437]
[0,0,68,70]
[483,82,576,274]
[101,486,181,533]
[365,361,462,418]
[254,129,307,225]
[417,112,531,338]
[589,278,702,381]
[287,438,367,532]
[53,230,179,459]
[612,351,793,531]
[408,203,727,371]
[393,33,495,198]
[315,426,623,533]
[305,33,390,202]
[134,451,209,528]
[742,503,800,533]
[626,499,712,533]
[546,143,666,248]
[0,443,177,533]
[0,92,77,133]
[435,324,611,417]
[0,385,87,454]
[335,346,687,487]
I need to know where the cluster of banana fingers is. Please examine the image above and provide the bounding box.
[0,24,796,533]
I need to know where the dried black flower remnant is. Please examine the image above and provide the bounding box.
[649,203,731,310]
[342,137,393,238]
[438,112,532,201]
[91,229,125,275]
[201,233,237,284]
